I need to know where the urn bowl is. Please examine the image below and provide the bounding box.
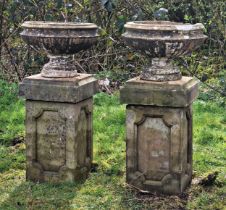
[20,21,99,78]
[122,21,207,81]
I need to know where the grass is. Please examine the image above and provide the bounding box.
[0,80,25,145]
[0,81,225,209]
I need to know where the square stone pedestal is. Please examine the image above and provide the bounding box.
[120,77,199,194]
[19,74,99,182]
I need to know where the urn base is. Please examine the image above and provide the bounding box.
[42,55,78,78]
[141,58,182,82]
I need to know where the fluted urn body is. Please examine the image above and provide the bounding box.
[122,21,207,81]
[20,21,99,78]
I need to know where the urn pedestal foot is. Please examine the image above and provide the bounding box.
[120,76,199,194]
[19,74,99,183]
[141,58,182,82]
[41,55,78,78]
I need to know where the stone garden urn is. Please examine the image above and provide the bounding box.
[122,21,207,81]
[20,21,99,78]
[121,21,207,194]
[19,21,100,183]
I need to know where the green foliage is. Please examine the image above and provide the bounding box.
[94,93,125,175]
[194,100,225,145]
[187,187,226,210]
[193,101,226,174]
[0,80,25,145]
[197,128,224,145]
[0,0,225,95]
[0,144,25,173]
[101,0,117,13]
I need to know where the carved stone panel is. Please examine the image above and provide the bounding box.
[137,117,170,181]
[36,110,66,172]
[25,98,93,183]
[126,105,193,194]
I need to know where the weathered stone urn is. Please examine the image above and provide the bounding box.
[20,21,99,78]
[19,21,99,183]
[122,21,207,81]
[121,21,207,194]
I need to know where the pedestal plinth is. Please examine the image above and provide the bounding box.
[120,77,199,194]
[19,74,99,182]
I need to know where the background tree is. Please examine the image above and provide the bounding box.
[0,0,225,97]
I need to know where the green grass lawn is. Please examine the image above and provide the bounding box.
[0,81,225,210]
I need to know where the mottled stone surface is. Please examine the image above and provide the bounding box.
[140,58,182,81]
[120,76,198,194]
[19,73,99,103]
[25,99,93,182]
[20,21,99,78]
[20,74,98,182]
[120,76,199,107]
[125,105,193,194]
[122,21,207,81]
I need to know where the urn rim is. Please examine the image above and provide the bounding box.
[21,21,98,29]
[124,21,205,32]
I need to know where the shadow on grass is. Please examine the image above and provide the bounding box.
[120,185,190,210]
[0,180,83,210]
[0,144,26,173]
[1,172,224,210]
